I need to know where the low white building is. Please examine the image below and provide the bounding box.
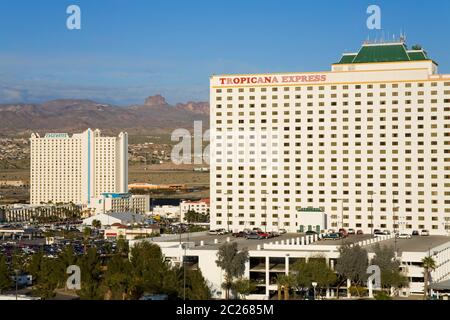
[296,207,327,233]
[152,205,181,219]
[134,233,450,300]
[104,223,160,240]
[83,212,147,227]
[88,193,150,215]
[180,198,210,222]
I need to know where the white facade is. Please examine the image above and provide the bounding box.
[83,212,146,227]
[180,199,210,222]
[30,129,128,206]
[152,205,181,219]
[142,233,450,299]
[210,42,450,235]
[89,193,150,215]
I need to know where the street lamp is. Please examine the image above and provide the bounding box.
[312,282,318,300]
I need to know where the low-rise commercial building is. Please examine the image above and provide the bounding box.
[88,193,150,215]
[83,212,147,227]
[180,198,210,222]
[104,223,160,240]
[0,203,81,223]
[135,233,450,299]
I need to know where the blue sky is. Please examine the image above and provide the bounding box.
[1,0,449,105]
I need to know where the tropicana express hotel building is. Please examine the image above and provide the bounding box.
[209,40,450,235]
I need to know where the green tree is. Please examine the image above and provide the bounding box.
[129,241,172,299]
[83,227,92,254]
[215,242,249,299]
[292,256,337,298]
[276,274,296,300]
[335,244,369,297]
[102,254,132,300]
[56,246,78,289]
[0,254,12,293]
[116,236,129,257]
[422,256,437,300]
[33,257,59,299]
[370,244,408,293]
[77,247,103,300]
[232,278,256,300]
[179,268,212,300]
[92,219,102,230]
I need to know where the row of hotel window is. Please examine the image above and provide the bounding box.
[215,82,450,93]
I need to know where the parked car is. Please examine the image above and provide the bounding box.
[252,228,263,233]
[412,230,419,236]
[209,229,227,235]
[356,230,364,235]
[232,231,245,237]
[268,231,280,238]
[305,230,317,235]
[322,233,342,240]
[420,229,430,236]
[338,228,348,238]
[245,232,262,240]
[257,232,270,239]
[397,233,412,239]
[347,228,356,235]
[278,228,287,234]
[382,230,391,235]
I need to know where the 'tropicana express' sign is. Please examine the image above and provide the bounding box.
[218,74,327,85]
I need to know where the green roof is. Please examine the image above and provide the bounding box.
[335,42,431,64]
[338,54,357,64]
[407,50,428,61]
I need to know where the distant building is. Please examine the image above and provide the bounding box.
[30,129,128,206]
[82,212,147,227]
[152,205,181,219]
[104,223,160,240]
[88,193,150,215]
[180,198,210,222]
[0,180,29,188]
[0,203,81,223]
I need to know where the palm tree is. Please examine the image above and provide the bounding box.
[422,256,437,299]
[276,274,296,300]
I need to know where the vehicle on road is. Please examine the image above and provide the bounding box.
[245,232,262,240]
[420,229,430,236]
[412,230,419,236]
[268,231,280,238]
[305,230,317,235]
[322,233,342,240]
[397,233,412,239]
[382,230,391,235]
[338,228,348,238]
[327,229,335,234]
[356,230,364,235]
[209,229,227,235]
[278,229,287,234]
[347,228,356,235]
[257,232,270,239]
